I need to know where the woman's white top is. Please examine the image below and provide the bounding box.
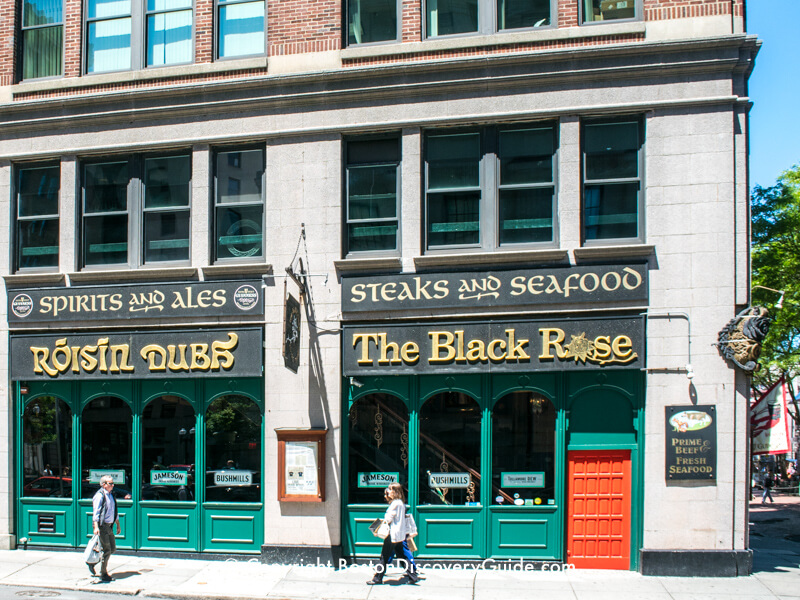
[384,498,407,543]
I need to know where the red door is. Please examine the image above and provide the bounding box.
[567,450,631,570]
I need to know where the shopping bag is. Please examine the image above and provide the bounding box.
[405,513,418,537]
[406,536,417,553]
[369,518,390,539]
[84,533,102,565]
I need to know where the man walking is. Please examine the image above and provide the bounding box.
[91,475,121,582]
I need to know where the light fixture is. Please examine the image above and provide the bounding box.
[754,285,786,310]
[349,377,364,388]
[685,364,695,380]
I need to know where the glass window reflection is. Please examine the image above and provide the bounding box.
[81,396,133,499]
[141,396,196,501]
[205,395,262,502]
[22,397,72,498]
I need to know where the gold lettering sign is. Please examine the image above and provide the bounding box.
[30,333,239,378]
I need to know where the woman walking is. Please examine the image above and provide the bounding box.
[367,483,419,584]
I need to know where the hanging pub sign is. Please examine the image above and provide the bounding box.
[343,316,643,375]
[341,264,647,315]
[283,293,302,373]
[665,405,717,481]
[7,280,263,326]
[10,328,263,381]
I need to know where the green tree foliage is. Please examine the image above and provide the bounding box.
[751,164,800,420]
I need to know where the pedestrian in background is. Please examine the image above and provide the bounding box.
[762,471,775,504]
[367,483,419,585]
[91,476,121,582]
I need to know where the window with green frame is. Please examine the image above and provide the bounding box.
[21,0,64,79]
[82,153,191,267]
[15,164,60,271]
[345,136,400,255]
[582,118,642,242]
[425,124,557,250]
[213,148,265,261]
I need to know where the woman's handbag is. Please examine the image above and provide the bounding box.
[376,521,390,540]
[405,513,418,537]
[84,533,102,566]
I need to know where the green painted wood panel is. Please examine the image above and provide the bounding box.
[139,502,198,550]
[489,507,560,559]
[201,503,263,553]
[20,501,73,546]
[79,499,134,549]
[417,507,483,558]
[344,507,388,557]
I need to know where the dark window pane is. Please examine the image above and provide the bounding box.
[19,166,59,217]
[348,0,396,44]
[427,191,480,246]
[84,214,128,265]
[81,396,133,499]
[348,165,397,220]
[419,392,481,506]
[22,27,63,79]
[585,122,639,180]
[347,138,399,164]
[22,397,72,498]
[205,395,262,503]
[144,210,190,262]
[84,162,128,213]
[427,0,477,36]
[216,205,263,259]
[584,0,635,22]
[427,133,480,190]
[498,0,550,29]
[584,182,639,240]
[348,223,398,252]
[348,394,409,504]
[499,128,554,185]
[499,187,553,244]
[23,0,63,26]
[144,155,190,209]
[218,1,265,58]
[142,396,196,501]
[216,149,263,204]
[19,219,59,269]
[492,392,555,506]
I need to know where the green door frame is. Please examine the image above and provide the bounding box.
[342,370,644,567]
[15,378,264,554]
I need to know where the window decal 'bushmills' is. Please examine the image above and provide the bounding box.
[11,329,263,380]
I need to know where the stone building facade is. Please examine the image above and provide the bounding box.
[0,0,757,576]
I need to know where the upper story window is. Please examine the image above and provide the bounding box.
[15,164,60,271]
[426,0,552,38]
[581,0,637,23]
[582,119,643,243]
[217,0,266,58]
[21,0,64,80]
[347,0,398,45]
[344,136,400,255]
[86,0,193,74]
[425,124,557,251]
[213,148,265,262]
[81,154,191,268]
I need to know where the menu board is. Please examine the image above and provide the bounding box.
[285,441,319,495]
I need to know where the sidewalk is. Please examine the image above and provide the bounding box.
[0,498,797,600]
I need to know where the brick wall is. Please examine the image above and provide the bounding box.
[401,0,421,42]
[196,0,214,63]
[558,0,579,28]
[644,0,737,20]
[64,0,81,77]
[0,0,18,86]
[267,0,340,56]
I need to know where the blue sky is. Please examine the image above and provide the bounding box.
[748,0,800,189]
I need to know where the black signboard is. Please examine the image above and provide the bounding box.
[665,405,717,482]
[11,328,263,380]
[8,280,263,326]
[341,264,648,315]
[283,294,301,373]
[343,316,644,376]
